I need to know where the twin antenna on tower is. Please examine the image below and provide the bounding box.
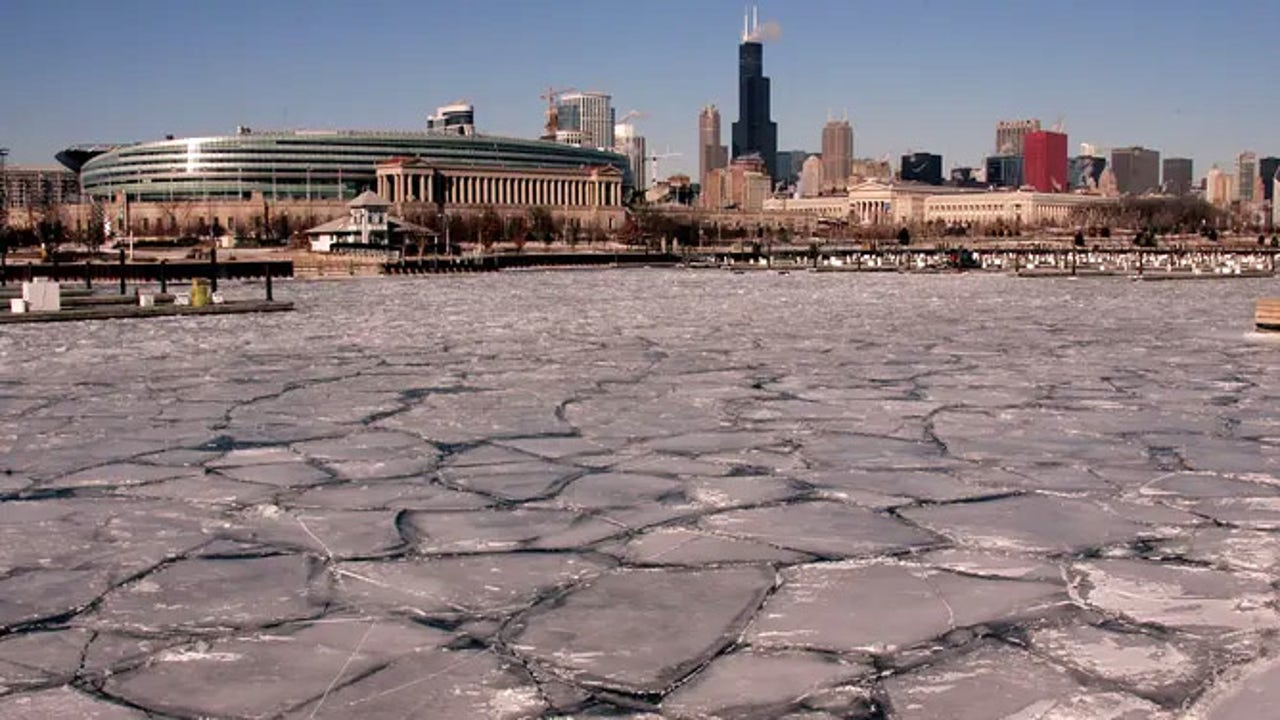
[742,4,760,42]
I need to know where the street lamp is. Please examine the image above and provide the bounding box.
[0,147,8,232]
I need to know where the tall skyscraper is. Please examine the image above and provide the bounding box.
[1110,147,1160,195]
[1272,166,1280,230]
[731,8,779,181]
[556,92,615,150]
[1023,131,1068,192]
[1237,152,1258,202]
[820,118,853,193]
[1205,167,1236,208]
[1161,158,1193,195]
[900,153,943,185]
[995,119,1041,155]
[698,105,728,185]
[614,122,647,191]
[1260,157,1280,203]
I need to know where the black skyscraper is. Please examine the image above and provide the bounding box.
[731,38,778,181]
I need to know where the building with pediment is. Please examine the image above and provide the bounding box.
[374,157,627,231]
[764,179,1115,228]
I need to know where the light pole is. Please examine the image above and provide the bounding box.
[0,147,8,233]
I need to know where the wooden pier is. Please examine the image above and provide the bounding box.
[0,299,293,325]
[0,248,292,292]
[2,247,293,324]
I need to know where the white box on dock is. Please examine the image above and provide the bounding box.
[21,279,60,312]
[138,294,155,308]
[9,298,27,314]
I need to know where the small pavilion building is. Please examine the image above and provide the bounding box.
[305,190,428,253]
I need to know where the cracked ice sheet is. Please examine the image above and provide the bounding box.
[3,272,1280,716]
[661,648,872,719]
[1068,559,1280,634]
[748,561,1066,654]
[508,566,774,695]
[103,618,456,718]
[884,641,1171,720]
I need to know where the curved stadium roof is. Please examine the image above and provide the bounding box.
[71,130,632,202]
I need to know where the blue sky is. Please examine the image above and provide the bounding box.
[2,0,1276,178]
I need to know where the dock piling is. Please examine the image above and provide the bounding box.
[159,260,167,294]
[209,247,219,293]
[265,265,273,301]
[118,248,126,295]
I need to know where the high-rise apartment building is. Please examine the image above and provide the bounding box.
[1110,147,1160,195]
[1260,157,1280,203]
[698,105,728,185]
[820,118,853,193]
[1023,131,1068,192]
[1237,152,1258,202]
[1162,158,1193,196]
[995,119,1041,156]
[900,153,943,185]
[614,122,647,192]
[556,92,615,150]
[731,10,779,180]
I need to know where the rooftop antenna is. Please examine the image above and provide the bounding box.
[753,5,759,34]
[742,6,749,40]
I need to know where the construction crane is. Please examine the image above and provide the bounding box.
[646,150,682,187]
[539,87,576,140]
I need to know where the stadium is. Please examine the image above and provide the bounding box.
[59,129,633,202]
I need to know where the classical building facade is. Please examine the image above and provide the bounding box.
[374,158,626,230]
[764,180,1116,228]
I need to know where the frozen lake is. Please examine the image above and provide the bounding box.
[2,270,1280,719]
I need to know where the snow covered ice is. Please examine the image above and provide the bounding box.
[2,270,1280,718]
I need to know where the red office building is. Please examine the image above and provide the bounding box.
[1023,131,1068,192]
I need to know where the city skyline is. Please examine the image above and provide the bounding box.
[2,0,1277,180]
